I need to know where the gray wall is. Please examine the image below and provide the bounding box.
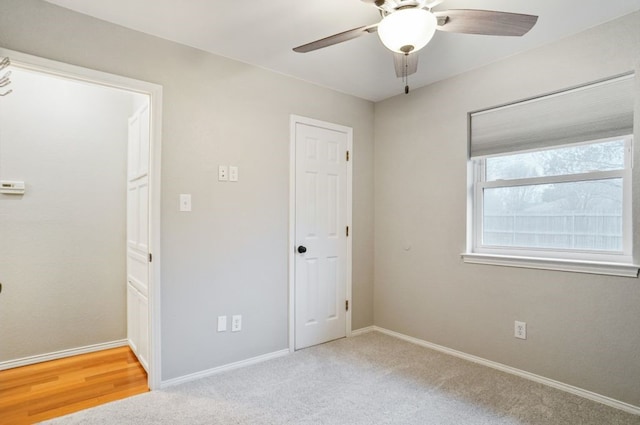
[374,12,640,406]
[0,0,375,380]
[0,68,136,361]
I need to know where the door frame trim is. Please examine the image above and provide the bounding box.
[288,115,353,353]
[0,47,163,390]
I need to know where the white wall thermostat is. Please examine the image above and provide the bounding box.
[0,181,25,195]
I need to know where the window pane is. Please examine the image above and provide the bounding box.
[486,140,625,181]
[483,179,622,251]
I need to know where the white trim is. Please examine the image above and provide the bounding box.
[461,252,639,277]
[350,326,375,336]
[289,117,296,354]
[160,349,290,388]
[345,126,353,338]
[0,47,163,390]
[288,115,354,352]
[373,326,640,416]
[0,340,128,371]
[480,169,625,188]
[147,69,163,392]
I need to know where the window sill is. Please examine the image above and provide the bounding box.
[461,253,639,278]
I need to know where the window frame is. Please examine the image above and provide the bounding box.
[464,136,638,277]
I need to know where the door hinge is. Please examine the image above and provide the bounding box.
[149,253,153,262]
[346,150,350,162]
[346,300,349,311]
[346,226,349,237]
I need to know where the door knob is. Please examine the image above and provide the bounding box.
[297,245,307,254]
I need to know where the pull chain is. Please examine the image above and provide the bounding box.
[403,53,409,94]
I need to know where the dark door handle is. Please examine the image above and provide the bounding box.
[297,245,307,254]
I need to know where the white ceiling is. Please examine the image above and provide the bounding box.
[44,0,640,102]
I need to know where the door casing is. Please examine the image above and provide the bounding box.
[289,115,353,352]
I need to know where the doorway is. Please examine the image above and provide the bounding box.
[0,48,162,389]
[289,115,353,351]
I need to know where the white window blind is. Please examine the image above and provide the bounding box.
[469,74,635,158]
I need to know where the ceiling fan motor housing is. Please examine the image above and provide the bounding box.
[400,45,414,53]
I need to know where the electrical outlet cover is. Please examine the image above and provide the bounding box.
[218,165,229,181]
[515,321,527,340]
[232,315,242,332]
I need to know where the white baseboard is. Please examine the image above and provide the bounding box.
[350,326,375,337]
[161,348,290,389]
[0,339,128,371]
[373,326,640,416]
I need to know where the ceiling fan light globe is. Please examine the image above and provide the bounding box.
[378,8,437,54]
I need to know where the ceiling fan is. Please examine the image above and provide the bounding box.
[293,0,538,93]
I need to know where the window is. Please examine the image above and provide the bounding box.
[475,136,631,258]
[464,74,638,276]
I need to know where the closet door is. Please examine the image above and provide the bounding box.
[127,103,150,371]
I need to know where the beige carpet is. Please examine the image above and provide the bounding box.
[43,332,639,424]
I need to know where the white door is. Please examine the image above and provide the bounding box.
[294,121,349,350]
[127,102,150,371]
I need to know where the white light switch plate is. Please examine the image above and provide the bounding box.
[229,166,238,182]
[179,194,192,212]
[217,316,227,332]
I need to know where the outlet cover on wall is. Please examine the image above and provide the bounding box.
[218,165,228,181]
[231,315,242,332]
[515,321,527,340]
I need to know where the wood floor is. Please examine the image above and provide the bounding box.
[0,346,149,424]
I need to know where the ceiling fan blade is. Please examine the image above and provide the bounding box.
[393,53,418,78]
[434,9,538,37]
[293,24,378,53]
